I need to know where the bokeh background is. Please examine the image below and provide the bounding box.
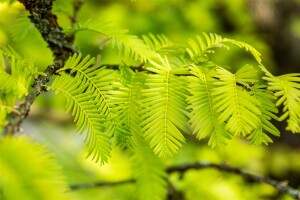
[1,0,300,199]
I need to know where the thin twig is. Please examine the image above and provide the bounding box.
[69,162,300,200]
[101,63,193,76]
[70,179,135,190]
[101,62,153,73]
[68,0,84,43]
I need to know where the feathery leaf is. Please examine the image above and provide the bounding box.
[186,33,229,63]
[67,19,157,62]
[109,65,147,148]
[188,65,231,147]
[50,73,111,164]
[264,73,300,133]
[57,53,130,149]
[212,65,261,137]
[142,33,178,55]
[0,136,70,200]
[186,33,261,64]
[141,56,189,157]
[0,45,38,97]
[131,135,167,200]
[248,85,280,144]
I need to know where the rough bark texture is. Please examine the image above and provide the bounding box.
[4,0,77,135]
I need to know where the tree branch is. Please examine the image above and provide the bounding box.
[3,0,79,135]
[69,161,300,200]
[167,162,300,199]
[18,0,77,61]
[101,63,192,76]
[68,0,84,43]
[70,179,135,190]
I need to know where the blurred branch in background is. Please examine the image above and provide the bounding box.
[70,179,135,190]
[68,0,84,43]
[70,161,300,200]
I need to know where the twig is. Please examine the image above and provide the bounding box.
[101,63,193,76]
[68,0,84,43]
[69,161,300,200]
[70,0,84,26]
[101,62,154,73]
[3,1,78,135]
[70,179,135,190]
[166,179,184,200]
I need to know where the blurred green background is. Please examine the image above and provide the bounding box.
[1,0,300,199]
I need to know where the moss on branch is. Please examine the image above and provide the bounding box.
[4,0,78,135]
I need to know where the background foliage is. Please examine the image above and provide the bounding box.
[1,0,300,200]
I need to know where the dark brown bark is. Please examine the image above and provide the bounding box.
[4,0,78,135]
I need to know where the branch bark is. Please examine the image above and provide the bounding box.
[70,162,300,200]
[167,162,300,199]
[3,0,78,135]
[70,179,135,190]
[18,0,76,61]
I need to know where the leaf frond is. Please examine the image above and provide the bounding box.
[188,65,231,147]
[222,38,262,63]
[109,65,148,148]
[0,45,38,97]
[264,73,300,133]
[142,33,179,56]
[212,65,261,137]
[131,135,167,200]
[141,56,189,157]
[186,33,229,62]
[50,73,111,164]
[67,19,157,62]
[247,85,280,145]
[0,91,15,128]
[0,136,70,200]
[57,53,132,149]
[0,45,22,60]
[186,33,261,64]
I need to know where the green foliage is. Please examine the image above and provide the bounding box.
[0,45,37,127]
[67,18,157,62]
[264,73,300,133]
[186,33,261,64]
[10,11,33,41]
[0,136,70,200]
[142,56,189,157]
[0,0,16,3]
[131,135,167,200]
[188,65,231,148]
[187,63,280,147]
[248,85,280,145]
[142,33,178,56]
[212,65,261,137]
[50,59,112,164]
[50,30,300,164]
[109,65,145,148]
[2,2,300,199]
[0,45,36,97]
